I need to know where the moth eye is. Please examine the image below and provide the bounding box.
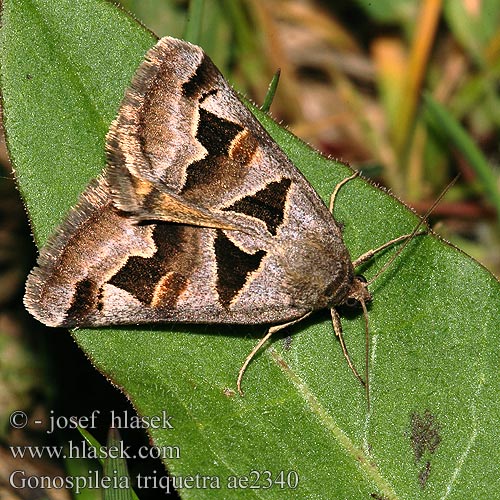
[345,297,359,307]
[357,275,367,283]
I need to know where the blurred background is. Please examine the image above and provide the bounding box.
[1,0,499,498]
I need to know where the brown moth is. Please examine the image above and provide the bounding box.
[24,37,407,395]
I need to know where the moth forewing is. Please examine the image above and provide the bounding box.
[23,35,411,398]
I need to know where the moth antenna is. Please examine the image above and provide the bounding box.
[366,175,459,286]
[330,308,365,386]
[360,298,370,410]
[329,171,359,213]
[237,313,312,396]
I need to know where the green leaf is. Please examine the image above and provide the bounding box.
[2,0,499,499]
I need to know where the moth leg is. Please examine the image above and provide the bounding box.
[329,171,359,213]
[353,176,457,269]
[237,312,312,396]
[330,308,365,386]
[352,231,427,268]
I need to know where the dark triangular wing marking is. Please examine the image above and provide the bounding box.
[180,108,249,194]
[174,105,261,210]
[222,178,291,236]
[181,54,219,99]
[108,224,194,306]
[214,230,266,307]
[66,278,102,319]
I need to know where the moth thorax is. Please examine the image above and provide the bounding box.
[279,234,354,310]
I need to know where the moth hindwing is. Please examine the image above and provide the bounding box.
[24,36,374,394]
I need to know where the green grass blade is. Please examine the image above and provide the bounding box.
[424,92,500,220]
[183,0,205,44]
[103,428,137,500]
[262,69,281,113]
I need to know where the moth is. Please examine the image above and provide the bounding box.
[24,36,415,396]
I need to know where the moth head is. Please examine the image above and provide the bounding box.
[342,274,372,308]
